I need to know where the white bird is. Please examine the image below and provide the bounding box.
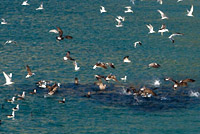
[146,24,156,34]
[115,18,123,27]
[117,16,125,21]
[21,0,30,6]
[3,72,14,85]
[157,10,168,19]
[49,29,59,34]
[154,80,161,86]
[121,76,127,82]
[36,2,43,10]
[177,0,183,2]
[18,91,25,98]
[134,41,142,48]
[168,33,184,43]
[7,111,15,119]
[123,56,131,63]
[1,18,7,25]
[100,6,107,13]
[73,61,80,71]
[158,24,169,36]
[187,5,193,17]
[4,40,16,45]
[157,0,163,5]
[124,6,133,13]
[130,0,135,5]
[99,83,106,90]
[12,104,19,111]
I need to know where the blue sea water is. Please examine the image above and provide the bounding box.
[0,0,200,133]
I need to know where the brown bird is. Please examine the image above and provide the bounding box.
[56,27,73,41]
[164,77,195,90]
[59,98,65,103]
[63,51,75,61]
[47,83,60,95]
[94,75,106,81]
[106,63,115,69]
[83,92,91,98]
[74,77,79,85]
[148,63,160,68]
[106,74,118,82]
[29,89,37,94]
[93,62,107,69]
[139,86,157,97]
[25,65,35,78]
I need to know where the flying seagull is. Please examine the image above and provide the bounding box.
[146,24,156,34]
[3,72,14,85]
[22,0,29,6]
[168,33,184,43]
[187,5,193,17]
[134,41,142,48]
[158,24,169,36]
[100,6,107,13]
[157,10,168,19]
[36,2,43,10]
[124,6,133,13]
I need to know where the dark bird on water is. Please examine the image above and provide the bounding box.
[74,77,79,85]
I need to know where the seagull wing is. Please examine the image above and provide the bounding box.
[182,79,195,83]
[56,27,63,37]
[189,5,193,14]
[3,72,11,83]
[26,65,32,75]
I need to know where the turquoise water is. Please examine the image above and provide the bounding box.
[0,0,200,133]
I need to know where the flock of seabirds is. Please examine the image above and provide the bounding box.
[0,0,198,124]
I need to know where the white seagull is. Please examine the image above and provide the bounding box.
[187,5,193,17]
[157,0,163,5]
[36,2,43,10]
[168,33,184,43]
[4,40,16,45]
[121,76,127,82]
[100,6,107,13]
[49,29,59,34]
[117,16,125,21]
[12,104,19,111]
[7,111,15,119]
[18,91,26,98]
[22,0,30,6]
[123,56,131,63]
[134,41,142,48]
[177,0,183,2]
[115,18,123,27]
[1,18,7,25]
[146,24,156,34]
[124,6,133,13]
[73,61,80,71]
[157,10,168,19]
[158,24,169,36]
[3,72,14,85]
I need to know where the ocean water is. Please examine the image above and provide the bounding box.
[0,0,200,133]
